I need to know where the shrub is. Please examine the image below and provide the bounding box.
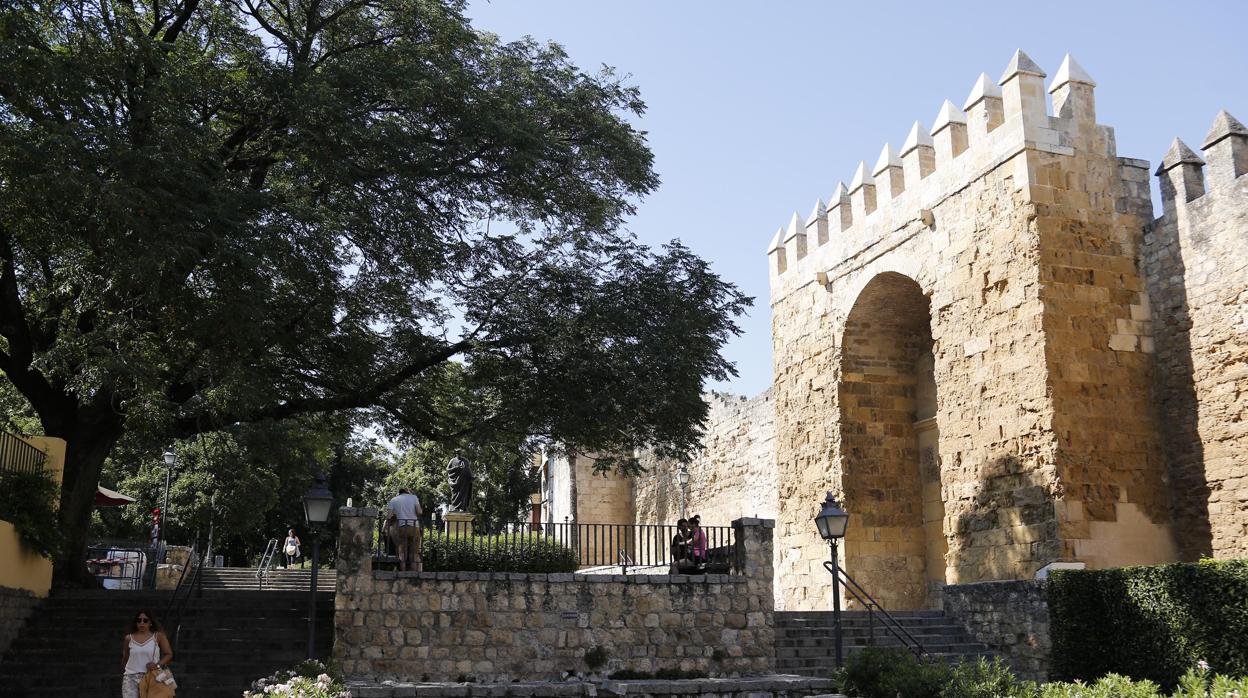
[1036,667,1248,698]
[944,656,1038,698]
[1048,559,1248,687]
[421,531,578,573]
[0,469,64,558]
[584,645,609,672]
[840,647,949,698]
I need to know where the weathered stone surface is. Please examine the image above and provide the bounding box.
[0,586,39,659]
[334,511,775,683]
[943,580,1050,680]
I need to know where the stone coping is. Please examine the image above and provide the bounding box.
[370,571,746,584]
[345,675,839,697]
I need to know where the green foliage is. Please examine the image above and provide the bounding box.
[944,657,1038,698]
[245,659,347,698]
[840,647,950,698]
[1048,560,1248,686]
[0,468,64,558]
[421,531,577,573]
[1036,668,1248,698]
[584,646,609,672]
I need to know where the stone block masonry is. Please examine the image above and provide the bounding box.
[1143,112,1248,560]
[333,508,776,683]
[943,580,1050,681]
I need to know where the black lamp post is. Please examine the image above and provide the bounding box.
[814,492,850,667]
[159,449,176,550]
[676,464,690,519]
[302,473,334,660]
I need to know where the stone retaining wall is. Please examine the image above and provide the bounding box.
[942,579,1050,680]
[334,509,776,683]
[346,675,838,697]
[0,585,39,661]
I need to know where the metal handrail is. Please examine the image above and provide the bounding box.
[0,431,47,475]
[823,560,927,659]
[164,542,209,652]
[256,538,278,590]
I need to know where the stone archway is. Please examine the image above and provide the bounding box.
[838,272,946,610]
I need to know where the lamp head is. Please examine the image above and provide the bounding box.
[163,450,176,467]
[814,492,849,541]
[302,473,334,527]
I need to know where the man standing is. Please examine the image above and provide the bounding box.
[386,488,423,572]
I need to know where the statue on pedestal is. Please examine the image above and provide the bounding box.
[446,452,473,512]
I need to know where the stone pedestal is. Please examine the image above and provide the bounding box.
[443,511,475,538]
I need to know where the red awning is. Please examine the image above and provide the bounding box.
[94,485,135,507]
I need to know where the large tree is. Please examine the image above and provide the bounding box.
[0,0,748,584]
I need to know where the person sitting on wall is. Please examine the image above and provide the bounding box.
[689,515,708,566]
[669,518,691,574]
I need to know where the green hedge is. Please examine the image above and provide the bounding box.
[0,468,63,558]
[420,531,578,573]
[1048,559,1248,686]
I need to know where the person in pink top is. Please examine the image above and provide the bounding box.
[689,515,708,564]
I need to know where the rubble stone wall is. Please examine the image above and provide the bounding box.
[333,508,776,682]
[943,579,1050,681]
[0,586,38,661]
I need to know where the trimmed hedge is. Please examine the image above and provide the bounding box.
[1048,559,1248,687]
[420,531,578,573]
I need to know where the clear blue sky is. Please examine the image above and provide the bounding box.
[466,1,1248,398]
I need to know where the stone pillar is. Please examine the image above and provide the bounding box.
[335,506,375,587]
[733,517,776,672]
[443,511,475,538]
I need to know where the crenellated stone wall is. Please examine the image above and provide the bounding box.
[634,391,777,529]
[766,51,1182,611]
[333,508,776,682]
[1143,112,1248,560]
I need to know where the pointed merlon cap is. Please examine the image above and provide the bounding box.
[828,181,849,205]
[806,199,827,225]
[783,212,804,241]
[849,161,875,190]
[931,100,968,134]
[900,121,934,154]
[963,73,1003,110]
[1048,54,1096,93]
[767,227,783,253]
[998,49,1046,85]
[1202,110,1248,149]
[1155,138,1205,175]
[872,143,902,175]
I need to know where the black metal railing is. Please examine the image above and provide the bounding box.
[0,431,47,475]
[823,560,927,659]
[373,514,737,574]
[166,542,209,653]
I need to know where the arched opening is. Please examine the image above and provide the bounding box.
[838,272,946,610]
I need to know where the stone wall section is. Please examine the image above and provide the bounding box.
[0,586,39,662]
[943,580,1050,681]
[333,508,775,682]
[766,52,1180,611]
[634,391,777,528]
[1143,112,1248,559]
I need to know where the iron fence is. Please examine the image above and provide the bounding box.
[87,543,161,590]
[0,431,47,475]
[373,515,737,574]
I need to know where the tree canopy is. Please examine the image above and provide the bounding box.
[0,0,748,583]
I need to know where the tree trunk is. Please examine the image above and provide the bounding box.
[52,421,124,587]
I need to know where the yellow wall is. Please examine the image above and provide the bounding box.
[0,436,66,597]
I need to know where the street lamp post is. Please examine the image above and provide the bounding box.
[160,449,176,550]
[814,492,850,668]
[676,464,690,519]
[302,473,334,660]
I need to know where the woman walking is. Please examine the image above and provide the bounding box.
[120,610,173,698]
[283,528,302,568]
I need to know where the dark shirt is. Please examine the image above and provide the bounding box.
[671,532,689,561]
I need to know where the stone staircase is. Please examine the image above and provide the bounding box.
[0,589,334,697]
[199,565,336,591]
[775,610,996,676]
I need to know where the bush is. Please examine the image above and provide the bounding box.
[0,469,64,558]
[1048,559,1248,687]
[421,531,578,573]
[840,647,949,698]
[944,656,1038,698]
[245,659,348,697]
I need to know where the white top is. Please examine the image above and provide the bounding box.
[386,493,422,525]
[124,633,160,675]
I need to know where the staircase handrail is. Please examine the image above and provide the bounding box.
[256,538,278,590]
[823,560,926,659]
[164,542,210,652]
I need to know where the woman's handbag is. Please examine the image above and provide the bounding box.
[284,541,298,556]
[139,667,177,698]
